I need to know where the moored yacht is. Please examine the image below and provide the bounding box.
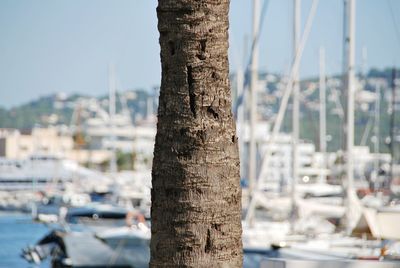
[0,154,109,191]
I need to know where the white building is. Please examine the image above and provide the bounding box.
[0,128,111,165]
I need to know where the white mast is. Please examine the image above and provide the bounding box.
[236,47,245,179]
[374,84,380,176]
[245,0,319,224]
[109,64,117,174]
[291,0,301,226]
[346,0,355,191]
[249,0,260,198]
[345,0,356,232]
[236,37,246,142]
[319,47,327,183]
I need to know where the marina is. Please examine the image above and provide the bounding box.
[0,0,400,267]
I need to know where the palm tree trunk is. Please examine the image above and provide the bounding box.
[151,0,242,267]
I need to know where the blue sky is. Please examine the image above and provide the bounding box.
[0,0,399,108]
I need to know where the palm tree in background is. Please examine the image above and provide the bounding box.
[150,0,243,266]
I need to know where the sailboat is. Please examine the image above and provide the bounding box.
[241,0,400,263]
[241,0,345,250]
[350,73,400,241]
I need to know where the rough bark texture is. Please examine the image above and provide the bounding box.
[150,0,242,267]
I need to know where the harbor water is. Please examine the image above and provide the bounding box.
[0,212,49,268]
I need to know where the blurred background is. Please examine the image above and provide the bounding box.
[0,1,400,267]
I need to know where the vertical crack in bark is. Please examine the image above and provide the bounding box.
[187,65,196,117]
[205,228,212,253]
[197,39,207,60]
[200,39,206,52]
[207,106,219,119]
[168,41,175,55]
[207,97,219,119]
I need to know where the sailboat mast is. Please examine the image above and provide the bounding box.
[345,0,356,230]
[319,47,327,183]
[249,0,260,197]
[236,43,245,179]
[109,64,117,174]
[291,0,301,225]
[245,0,319,225]
[341,0,348,153]
[374,84,380,176]
[390,68,396,191]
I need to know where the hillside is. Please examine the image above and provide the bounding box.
[0,68,398,154]
[0,89,156,129]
